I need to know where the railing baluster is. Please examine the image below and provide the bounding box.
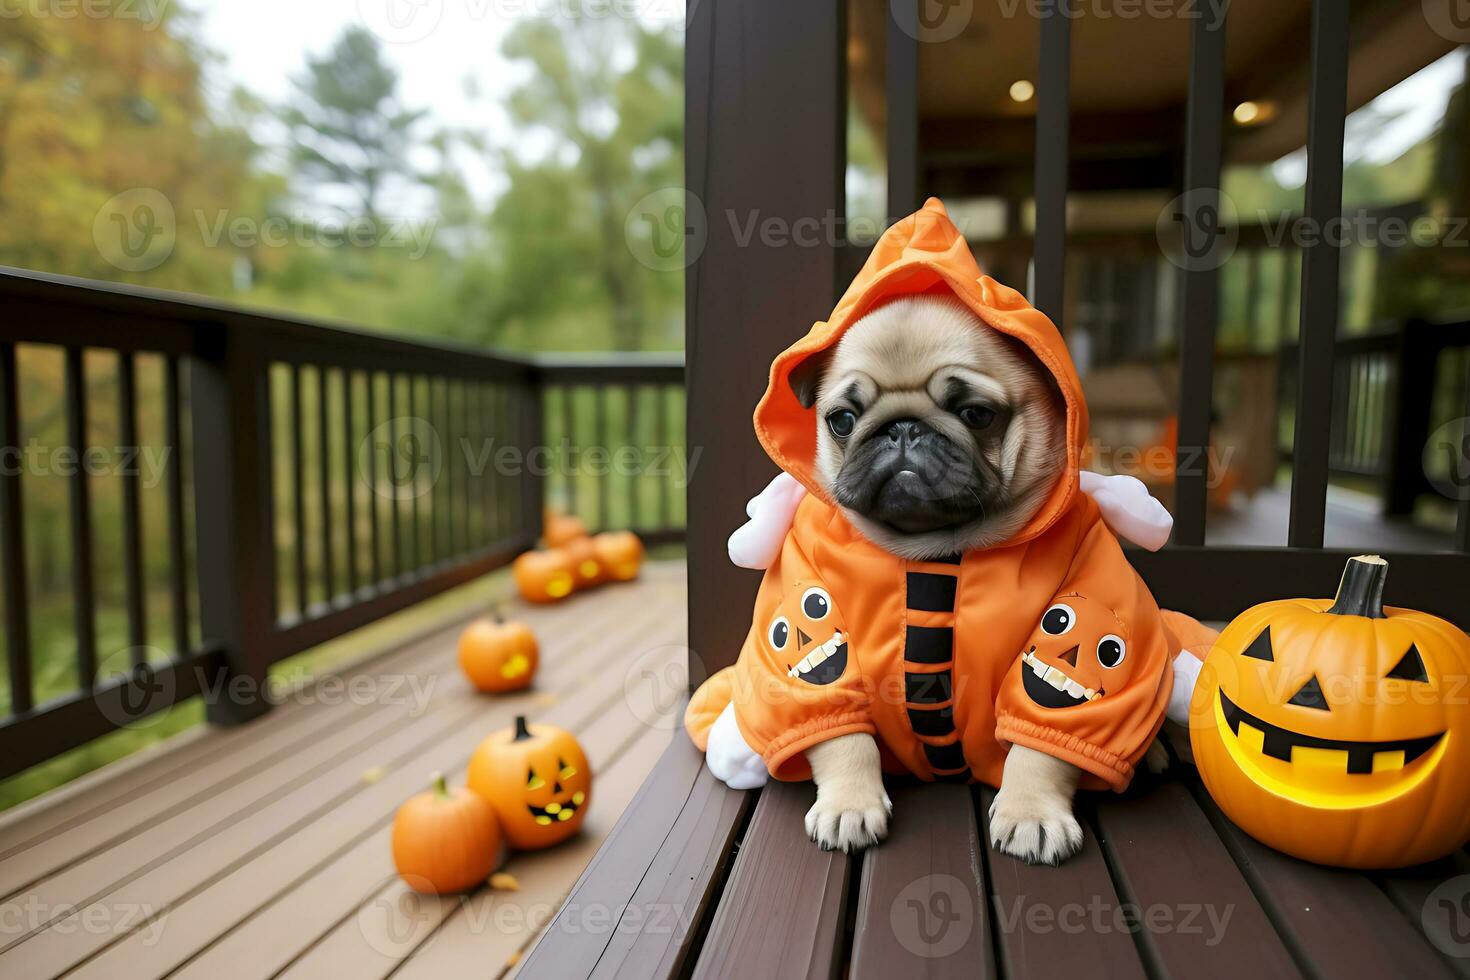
[317,367,334,603]
[481,382,496,542]
[520,376,544,543]
[1288,0,1350,549]
[165,355,189,657]
[366,370,380,588]
[409,375,422,573]
[1173,10,1227,546]
[597,385,610,532]
[657,385,670,531]
[1031,4,1071,323]
[118,351,146,662]
[65,348,97,687]
[342,370,358,595]
[562,385,577,519]
[1457,352,1470,553]
[388,375,402,580]
[291,363,308,614]
[0,343,32,714]
[428,376,442,566]
[626,384,639,531]
[459,379,471,550]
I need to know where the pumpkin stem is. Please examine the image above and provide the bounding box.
[513,716,532,741]
[1327,555,1387,619]
[431,772,451,799]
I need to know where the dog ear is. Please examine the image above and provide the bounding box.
[787,350,833,409]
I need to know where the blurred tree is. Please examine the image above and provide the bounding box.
[282,26,424,226]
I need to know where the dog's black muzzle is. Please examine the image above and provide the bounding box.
[832,418,991,534]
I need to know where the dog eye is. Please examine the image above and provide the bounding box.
[827,410,856,438]
[958,406,996,429]
[1041,603,1075,636]
[801,587,831,621]
[1097,634,1126,668]
[769,616,790,650]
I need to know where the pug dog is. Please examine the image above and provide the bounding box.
[789,294,1092,865]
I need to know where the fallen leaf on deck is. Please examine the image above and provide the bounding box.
[489,872,521,891]
[533,693,559,706]
[361,766,388,784]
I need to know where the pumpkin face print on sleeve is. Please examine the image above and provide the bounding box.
[766,581,851,686]
[1018,594,1131,709]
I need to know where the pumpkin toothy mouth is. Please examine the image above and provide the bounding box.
[1216,691,1448,807]
[1020,649,1103,709]
[527,791,585,825]
[786,631,848,685]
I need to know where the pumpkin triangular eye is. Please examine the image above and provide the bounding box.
[527,770,545,790]
[1385,644,1429,683]
[1242,626,1274,661]
[1288,675,1330,711]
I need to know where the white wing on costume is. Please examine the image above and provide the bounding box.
[725,470,1174,568]
[704,702,769,789]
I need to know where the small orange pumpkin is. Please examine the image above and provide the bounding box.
[513,549,576,603]
[1192,555,1470,868]
[562,535,605,590]
[459,617,538,693]
[542,509,588,548]
[467,716,591,850]
[392,773,502,893]
[591,531,644,582]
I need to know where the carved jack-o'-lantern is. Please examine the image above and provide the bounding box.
[562,535,605,590]
[1015,593,1132,709]
[1191,555,1470,868]
[767,580,851,686]
[591,531,644,582]
[467,716,592,850]
[458,617,538,694]
[513,549,576,603]
[542,509,588,548]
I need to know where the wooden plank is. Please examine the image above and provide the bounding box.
[1194,785,1454,980]
[0,578,684,976]
[691,780,852,980]
[684,0,843,677]
[85,605,684,980]
[0,578,645,897]
[1092,781,1301,980]
[850,782,991,979]
[1287,0,1350,548]
[1172,10,1227,545]
[979,787,1146,980]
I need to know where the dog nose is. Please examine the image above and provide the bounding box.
[885,418,927,448]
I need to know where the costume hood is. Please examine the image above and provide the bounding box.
[753,197,1088,545]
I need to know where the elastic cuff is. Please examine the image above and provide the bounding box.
[995,713,1134,792]
[759,711,876,782]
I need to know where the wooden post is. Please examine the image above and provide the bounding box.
[685,0,844,679]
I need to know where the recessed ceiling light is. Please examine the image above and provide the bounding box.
[1009,80,1035,103]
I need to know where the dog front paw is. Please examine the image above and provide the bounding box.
[804,788,892,853]
[988,787,1083,865]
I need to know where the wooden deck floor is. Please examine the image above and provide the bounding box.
[0,560,689,979]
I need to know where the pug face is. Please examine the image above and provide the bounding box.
[791,295,1066,560]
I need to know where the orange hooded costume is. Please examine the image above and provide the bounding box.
[685,199,1212,792]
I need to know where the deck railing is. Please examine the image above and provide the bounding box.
[0,267,684,779]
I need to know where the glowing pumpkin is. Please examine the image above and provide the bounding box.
[591,531,644,582]
[1191,555,1470,868]
[542,509,588,548]
[467,716,591,850]
[513,549,576,603]
[391,773,502,893]
[458,617,538,693]
[562,535,605,590]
